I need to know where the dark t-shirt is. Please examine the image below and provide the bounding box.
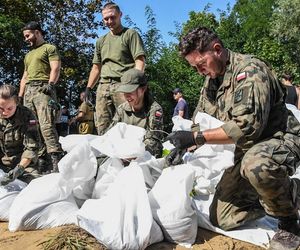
[173,98,189,119]
[285,85,298,106]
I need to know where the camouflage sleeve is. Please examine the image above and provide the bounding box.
[221,62,272,148]
[21,111,40,160]
[106,105,123,132]
[144,103,164,158]
[47,44,60,61]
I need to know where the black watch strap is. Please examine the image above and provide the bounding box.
[195,131,206,146]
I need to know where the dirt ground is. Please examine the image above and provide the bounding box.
[0,222,265,250]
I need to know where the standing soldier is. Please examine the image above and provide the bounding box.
[85,2,145,135]
[69,91,94,134]
[0,85,41,185]
[18,21,63,172]
[167,27,300,250]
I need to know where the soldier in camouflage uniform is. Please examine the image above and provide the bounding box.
[18,21,63,172]
[85,2,145,135]
[69,91,94,134]
[108,68,164,158]
[166,27,300,250]
[0,85,41,185]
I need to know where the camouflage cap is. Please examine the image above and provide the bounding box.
[117,68,147,93]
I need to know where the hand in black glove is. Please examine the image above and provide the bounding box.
[18,96,24,105]
[165,148,186,166]
[42,82,55,96]
[166,131,196,150]
[85,87,92,104]
[0,164,25,185]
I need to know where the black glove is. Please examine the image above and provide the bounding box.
[166,131,196,150]
[165,148,186,166]
[18,96,24,105]
[42,82,55,96]
[85,87,92,104]
[0,165,25,185]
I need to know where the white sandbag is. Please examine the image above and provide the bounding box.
[78,166,163,250]
[8,173,78,231]
[90,122,146,158]
[172,116,193,131]
[92,157,123,199]
[59,140,97,185]
[59,134,100,153]
[148,165,198,246]
[0,170,27,221]
[131,151,165,191]
[73,178,96,207]
[286,103,300,122]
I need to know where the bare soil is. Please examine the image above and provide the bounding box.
[0,222,264,250]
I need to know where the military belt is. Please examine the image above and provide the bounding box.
[81,120,93,122]
[101,77,121,84]
[27,80,48,86]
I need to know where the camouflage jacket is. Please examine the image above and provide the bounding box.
[0,105,41,168]
[193,49,300,160]
[110,96,164,158]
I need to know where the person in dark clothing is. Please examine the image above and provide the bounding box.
[282,73,300,109]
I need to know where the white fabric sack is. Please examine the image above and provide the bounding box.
[132,151,165,191]
[59,140,97,184]
[59,134,99,153]
[92,157,124,199]
[90,122,146,158]
[9,173,78,231]
[73,178,96,207]
[77,166,163,250]
[0,169,27,221]
[148,165,198,246]
[172,116,193,131]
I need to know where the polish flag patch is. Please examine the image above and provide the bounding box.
[155,111,162,117]
[236,72,247,82]
[29,119,38,125]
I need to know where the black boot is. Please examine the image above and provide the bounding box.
[269,215,300,250]
[50,152,62,173]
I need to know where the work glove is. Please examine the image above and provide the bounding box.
[0,164,25,186]
[42,82,55,96]
[166,131,196,150]
[165,148,186,166]
[18,96,24,105]
[85,87,92,104]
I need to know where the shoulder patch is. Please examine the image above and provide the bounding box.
[155,111,162,118]
[29,119,38,126]
[236,72,247,82]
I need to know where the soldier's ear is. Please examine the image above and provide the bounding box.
[212,43,223,56]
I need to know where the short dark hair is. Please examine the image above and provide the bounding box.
[101,2,121,13]
[282,73,293,82]
[0,84,18,102]
[22,21,46,36]
[179,27,224,57]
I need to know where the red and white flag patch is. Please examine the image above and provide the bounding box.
[155,111,162,118]
[236,72,247,82]
[29,119,38,125]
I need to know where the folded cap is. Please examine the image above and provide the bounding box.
[117,68,147,93]
[22,21,46,35]
[172,88,182,94]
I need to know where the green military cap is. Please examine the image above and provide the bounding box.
[117,68,147,93]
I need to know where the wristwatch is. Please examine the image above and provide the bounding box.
[195,131,206,147]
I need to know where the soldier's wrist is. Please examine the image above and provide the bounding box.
[48,81,55,85]
[194,131,206,147]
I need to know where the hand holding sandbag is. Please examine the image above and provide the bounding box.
[166,131,196,150]
[0,165,24,185]
[165,148,186,166]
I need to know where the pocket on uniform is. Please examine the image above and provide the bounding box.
[232,83,254,116]
[271,144,296,175]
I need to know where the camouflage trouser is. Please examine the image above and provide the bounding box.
[24,81,63,155]
[210,137,300,231]
[95,82,126,135]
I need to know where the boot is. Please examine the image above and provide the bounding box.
[269,215,300,250]
[50,152,62,173]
